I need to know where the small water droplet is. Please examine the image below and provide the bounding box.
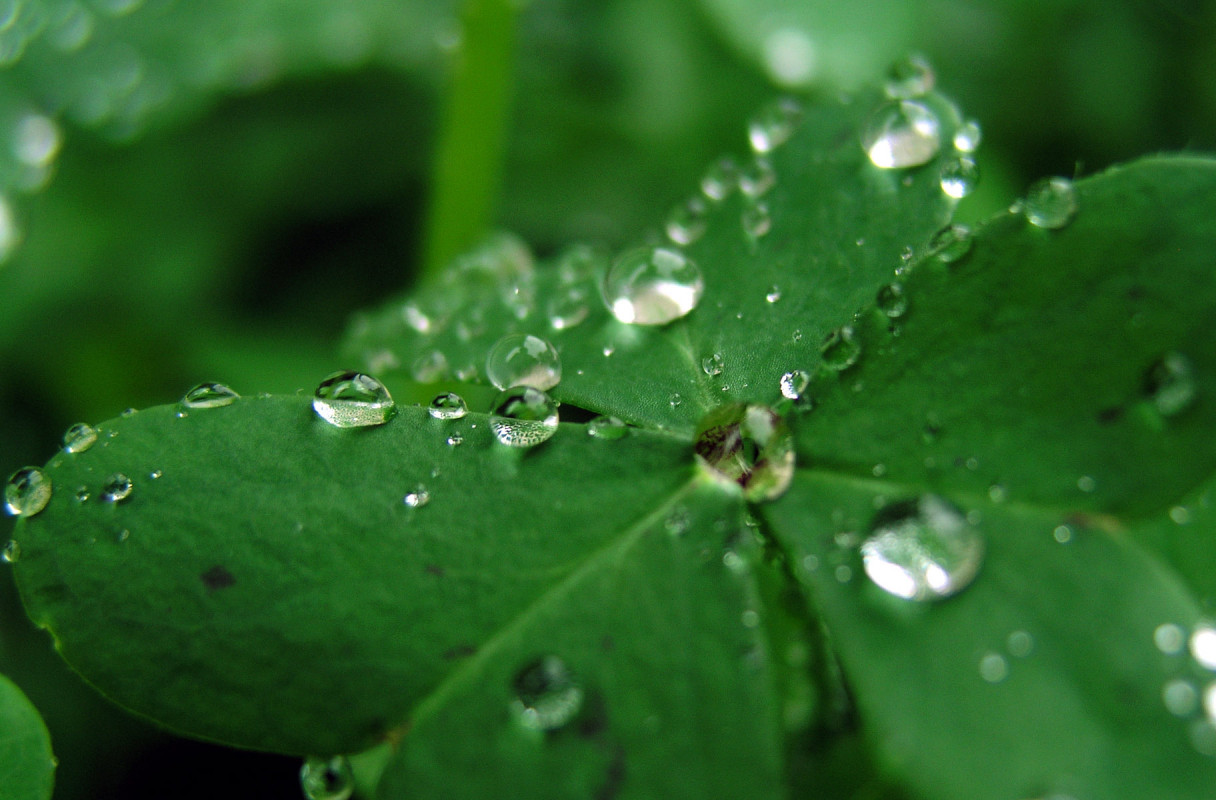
[546,286,590,331]
[929,224,973,264]
[694,404,795,502]
[181,382,240,409]
[74,487,90,503]
[748,97,802,154]
[739,157,776,198]
[665,195,709,246]
[1052,524,1073,544]
[446,433,464,447]
[1022,177,1078,229]
[13,114,63,168]
[1007,630,1034,658]
[1077,475,1096,493]
[587,416,628,440]
[122,407,137,417]
[101,474,133,503]
[792,329,803,342]
[668,393,683,408]
[987,484,1007,503]
[862,100,941,169]
[312,371,395,428]
[761,27,816,87]
[403,484,430,508]
[1155,623,1186,655]
[765,285,782,303]
[300,755,354,800]
[742,201,772,238]
[1171,506,1191,525]
[603,246,704,325]
[1163,679,1199,716]
[702,353,725,377]
[411,350,450,383]
[149,470,162,480]
[63,422,98,453]
[428,393,469,420]
[979,652,1008,683]
[486,334,561,391]
[665,507,690,536]
[940,156,979,198]
[953,119,982,153]
[1190,623,1216,670]
[883,53,935,99]
[779,370,810,401]
[860,495,984,601]
[511,656,584,731]
[1144,352,1196,417]
[5,467,51,517]
[489,387,559,447]
[701,156,739,201]
[2,539,20,563]
[876,283,908,318]
[821,326,861,371]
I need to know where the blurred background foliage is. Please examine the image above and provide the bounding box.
[0,0,1213,797]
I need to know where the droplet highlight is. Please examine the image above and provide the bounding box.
[428,393,469,420]
[603,246,704,326]
[860,495,984,601]
[779,370,810,401]
[312,371,395,428]
[489,387,559,447]
[403,484,430,508]
[63,422,98,453]
[180,382,240,409]
[694,404,795,502]
[1022,176,1078,229]
[939,156,979,198]
[101,473,133,504]
[485,334,561,391]
[748,96,802,154]
[5,467,51,517]
[862,100,942,169]
[702,353,724,377]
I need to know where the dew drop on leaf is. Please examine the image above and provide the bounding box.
[428,392,468,420]
[603,246,704,325]
[739,157,776,198]
[940,156,979,198]
[312,371,395,428]
[403,484,430,508]
[1154,622,1186,655]
[62,422,98,453]
[1163,679,1200,716]
[766,285,782,303]
[1022,176,1078,229]
[587,416,628,440]
[978,652,1008,683]
[929,223,973,263]
[883,53,935,99]
[668,393,683,408]
[876,282,908,318]
[101,473,133,503]
[299,755,354,800]
[1144,351,1196,417]
[700,156,739,201]
[180,381,240,410]
[747,96,802,154]
[489,387,559,447]
[694,404,795,502]
[820,326,861,371]
[411,350,449,383]
[859,495,984,601]
[485,334,561,391]
[446,433,464,447]
[742,201,772,238]
[2,539,20,563]
[4,467,51,517]
[861,100,941,169]
[953,119,982,152]
[779,370,810,401]
[665,195,709,246]
[1189,624,1216,670]
[702,353,725,377]
[546,286,590,331]
[511,656,584,731]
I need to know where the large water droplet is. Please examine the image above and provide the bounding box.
[862,100,941,169]
[876,283,908,318]
[603,246,704,325]
[929,223,973,264]
[63,422,98,453]
[511,655,584,731]
[884,54,935,99]
[485,334,561,391]
[702,353,724,377]
[489,387,559,447]
[587,416,628,440]
[821,326,861,371]
[940,156,979,198]
[428,393,468,420]
[300,755,354,800]
[694,404,795,502]
[665,195,708,246]
[1144,352,1196,417]
[181,382,239,409]
[748,96,802,154]
[101,474,133,503]
[5,468,51,517]
[779,370,810,401]
[1022,177,1078,229]
[701,156,739,201]
[312,371,395,428]
[860,495,984,601]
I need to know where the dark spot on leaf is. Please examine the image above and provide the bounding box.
[593,746,626,800]
[601,635,615,652]
[200,566,235,591]
[1097,406,1124,424]
[425,564,445,577]
[443,644,476,661]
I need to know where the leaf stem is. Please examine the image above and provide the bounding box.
[419,0,520,283]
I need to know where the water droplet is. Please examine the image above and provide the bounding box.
[694,404,795,502]
[738,158,776,198]
[13,114,62,168]
[446,433,464,447]
[862,100,941,169]
[702,353,724,377]
[180,382,239,409]
[761,27,816,88]
[860,495,984,601]
[821,326,861,371]
[489,387,559,447]
[485,334,561,391]
[2,539,20,563]
[312,371,395,428]
[979,652,1008,683]
[428,393,468,420]
[1077,475,1096,493]
[779,370,810,401]
[587,416,628,440]
[5,468,51,517]
[665,195,709,246]
[1171,506,1192,524]
[1144,352,1196,417]
[546,286,590,331]
[1155,622,1186,655]
[668,393,683,408]
[411,350,449,383]
[953,119,982,152]
[1204,681,1216,720]
[765,285,782,303]
[929,224,973,264]
[664,507,690,536]
[876,282,908,318]
[1022,177,1078,229]
[149,470,162,480]
[884,53,935,99]
[603,246,704,325]
[1191,624,1216,670]
[1006,630,1034,658]
[63,422,98,453]
[101,474,133,503]
[300,755,354,800]
[511,656,584,731]
[742,201,772,238]
[1052,524,1073,544]
[74,487,90,503]
[403,484,430,508]
[748,97,802,154]
[1163,679,1199,716]
[792,329,803,341]
[701,156,739,201]
[940,156,979,198]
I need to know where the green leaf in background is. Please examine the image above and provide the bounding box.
[0,672,55,800]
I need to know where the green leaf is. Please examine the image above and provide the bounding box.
[0,672,55,800]
[344,89,962,434]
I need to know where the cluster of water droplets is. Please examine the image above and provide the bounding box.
[1150,619,1216,757]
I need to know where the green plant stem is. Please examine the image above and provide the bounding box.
[419,0,519,283]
